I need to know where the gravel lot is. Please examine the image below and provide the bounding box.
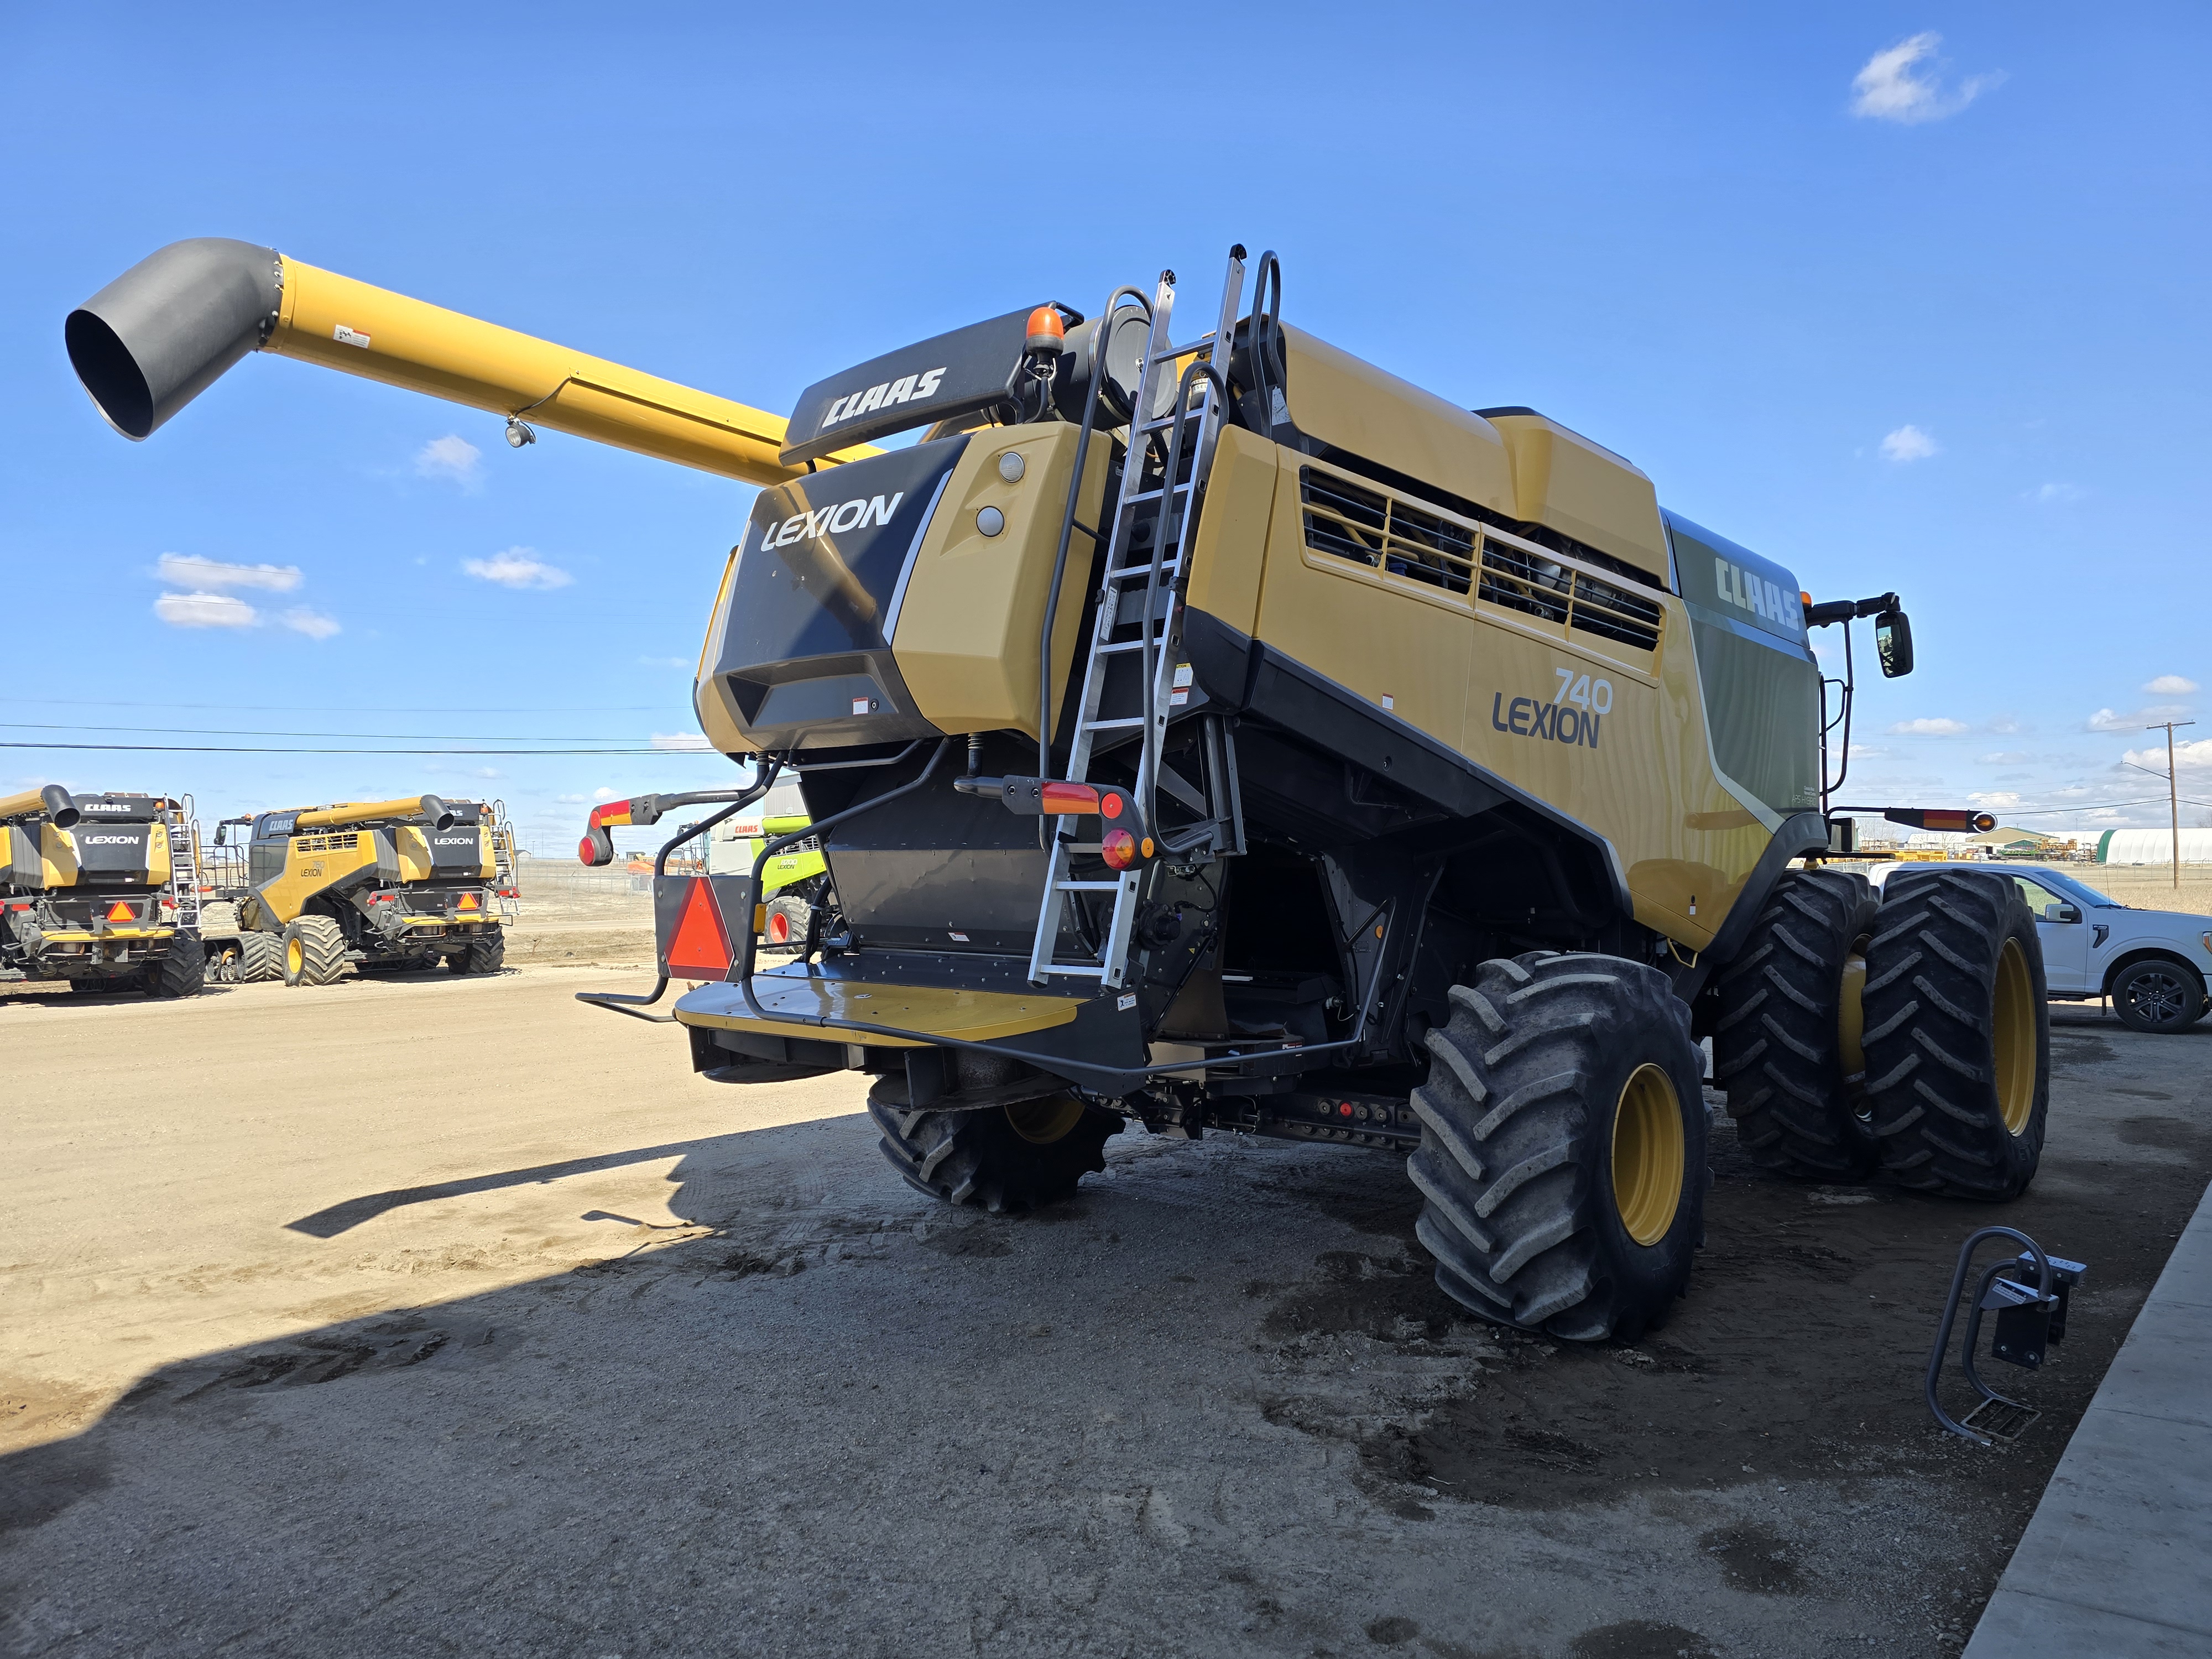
[2,951,2206,1658]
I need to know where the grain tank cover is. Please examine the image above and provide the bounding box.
[1479,410,1671,583]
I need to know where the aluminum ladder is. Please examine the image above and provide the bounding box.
[1026,248,1249,989]
[489,799,521,925]
[164,797,203,930]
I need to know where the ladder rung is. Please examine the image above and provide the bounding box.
[1095,639,1147,654]
[1106,559,1181,582]
[1124,481,1194,504]
[1082,717,1144,731]
[1036,964,1109,978]
[1055,880,1120,891]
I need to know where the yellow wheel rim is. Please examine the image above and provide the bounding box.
[1611,1063,1685,1247]
[1993,936,2036,1135]
[1005,1095,1086,1145]
[285,937,303,977]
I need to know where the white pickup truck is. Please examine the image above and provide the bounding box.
[1865,861,2212,1033]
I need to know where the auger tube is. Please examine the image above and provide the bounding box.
[294,795,457,832]
[67,240,875,486]
[0,785,81,828]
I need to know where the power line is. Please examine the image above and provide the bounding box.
[0,698,674,714]
[1,741,720,756]
[3,722,682,743]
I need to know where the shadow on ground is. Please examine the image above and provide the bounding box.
[2,1012,2206,1658]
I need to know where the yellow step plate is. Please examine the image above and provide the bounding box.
[675,974,1085,1049]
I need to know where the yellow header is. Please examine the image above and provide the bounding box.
[268,258,876,488]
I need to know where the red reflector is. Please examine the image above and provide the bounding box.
[665,878,731,978]
[1099,792,1124,820]
[106,901,134,922]
[577,836,597,865]
[6,902,29,912]
[767,910,790,944]
[1100,827,1139,870]
[1040,781,1102,816]
[1338,1102,1353,1118]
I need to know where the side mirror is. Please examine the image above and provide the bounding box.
[2048,903,2081,924]
[1875,609,1914,677]
[213,822,228,845]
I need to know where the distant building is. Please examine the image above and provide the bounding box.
[2096,828,2212,865]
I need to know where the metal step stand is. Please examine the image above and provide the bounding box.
[1027,247,1249,990]
[164,796,202,931]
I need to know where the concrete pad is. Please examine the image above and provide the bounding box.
[1967,1178,2212,1657]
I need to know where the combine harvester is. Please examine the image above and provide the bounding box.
[67,238,2043,1338]
[1,784,205,995]
[193,795,518,986]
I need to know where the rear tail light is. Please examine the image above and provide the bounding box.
[1100,828,1139,870]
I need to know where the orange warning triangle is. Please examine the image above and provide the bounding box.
[106,900,134,922]
[665,878,731,978]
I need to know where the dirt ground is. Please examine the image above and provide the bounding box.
[2,936,2208,1658]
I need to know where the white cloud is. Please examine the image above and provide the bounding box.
[279,607,341,640]
[1968,791,2022,809]
[555,792,589,805]
[154,591,258,629]
[651,732,712,751]
[416,435,483,488]
[2124,739,2212,773]
[156,552,301,592]
[1985,714,2022,734]
[1851,33,2003,124]
[2026,482,2083,505]
[2089,705,2188,733]
[2145,675,2199,696]
[1980,751,2031,765]
[1847,744,1886,759]
[464,549,572,590]
[638,655,691,670]
[1880,424,1938,463]
[592,786,619,801]
[1887,717,1969,735]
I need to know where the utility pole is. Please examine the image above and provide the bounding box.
[2146,719,2196,890]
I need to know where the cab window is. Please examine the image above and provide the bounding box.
[2012,876,2069,919]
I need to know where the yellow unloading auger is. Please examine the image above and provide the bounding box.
[64,238,875,484]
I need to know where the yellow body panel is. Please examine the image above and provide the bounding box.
[1242,453,1776,950]
[0,789,56,819]
[257,831,380,925]
[39,926,174,943]
[678,973,1086,1048]
[1181,426,1280,637]
[270,258,877,489]
[39,825,80,886]
[394,826,434,883]
[891,425,1110,738]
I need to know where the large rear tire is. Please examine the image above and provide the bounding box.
[1714,868,1880,1181]
[281,915,348,988]
[1864,867,2048,1200]
[448,929,505,975]
[145,933,206,998]
[762,894,811,951]
[1410,952,1707,1343]
[869,1088,1121,1214]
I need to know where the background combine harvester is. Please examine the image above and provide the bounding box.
[192,795,518,986]
[69,238,2050,1342]
[1,784,205,995]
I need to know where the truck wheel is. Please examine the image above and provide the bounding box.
[238,931,283,982]
[281,916,348,988]
[1863,868,2048,1199]
[869,1089,1121,1214]
[448,930,505,975]
[1410,952,1707,1343]
[1714,868,1880,1181]
[145,933,206,998]
[2110,958,2208,1034]
[762,894,810,950]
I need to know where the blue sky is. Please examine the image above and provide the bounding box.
[3,3,2206,853]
